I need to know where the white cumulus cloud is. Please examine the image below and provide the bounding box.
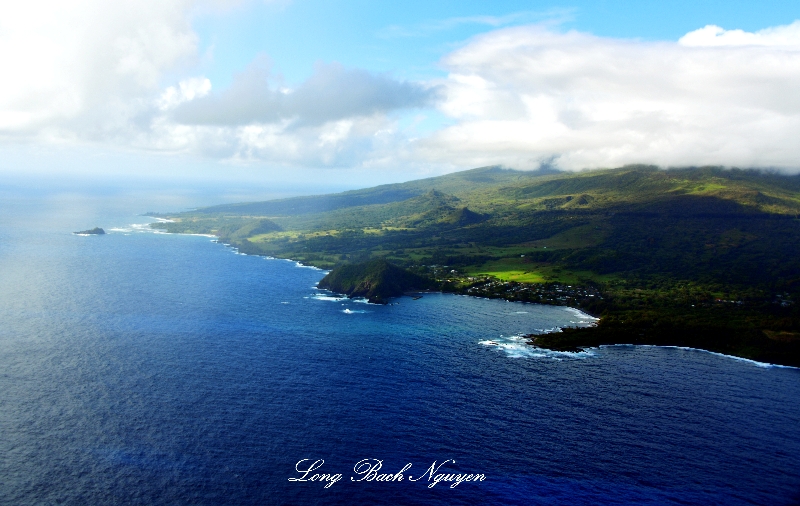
[3,6,800,176]
[158,77,212,111]
[679,21,800,47]
[0,1,438,171]
[420,22,800,171]
[172,58,438,126]
[0,0,201,135]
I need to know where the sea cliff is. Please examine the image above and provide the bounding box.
[318,259,436,304]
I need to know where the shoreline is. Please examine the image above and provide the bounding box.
[148,223,799,368]
[605,344,800,370]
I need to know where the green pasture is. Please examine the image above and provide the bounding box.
[466,256,618,285]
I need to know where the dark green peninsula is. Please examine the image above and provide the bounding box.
[74,227,105,235]
[318,259,436,304]
[152,165,800,366]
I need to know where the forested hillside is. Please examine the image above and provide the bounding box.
[153,165,800,365]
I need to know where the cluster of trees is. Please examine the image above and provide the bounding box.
[154,165,800,364]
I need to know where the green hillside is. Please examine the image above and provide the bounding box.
[318,258,436,304]
[153,165,800,365]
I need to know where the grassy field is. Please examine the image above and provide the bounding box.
[151,165,800,365]
[466,257,619,285]
[467,259,548,283]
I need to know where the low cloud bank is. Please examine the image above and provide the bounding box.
[423,22,800,171]
[2,3,800,174]
[172,60,438,127]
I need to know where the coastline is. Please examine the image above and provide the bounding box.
[531,319,800,368]
[603,344,800,370]
[148,223,800,368]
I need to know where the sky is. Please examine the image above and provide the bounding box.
[1,0,800,192]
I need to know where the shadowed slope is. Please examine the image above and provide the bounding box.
[318,259,436,303]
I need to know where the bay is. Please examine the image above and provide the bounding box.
[1,192,798,505]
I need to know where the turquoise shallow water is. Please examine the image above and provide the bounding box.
[1,193,799,505]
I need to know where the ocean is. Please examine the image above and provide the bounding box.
[1,191,799,505]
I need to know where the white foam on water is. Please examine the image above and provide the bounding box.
[486,340,545,359]
[480,334,595,360]
[342,308,368,314]
[128,221,215,238]
[293,261,324,270]
[311,294,348,302]
[530,327,562,334]
[602,344,799,369]
[564,306,600,322]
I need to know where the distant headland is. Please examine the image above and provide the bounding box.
[74,227,105,235]
[318,259,436,304]
[150,165,800,367]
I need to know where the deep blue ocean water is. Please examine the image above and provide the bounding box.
[1,192,799,505]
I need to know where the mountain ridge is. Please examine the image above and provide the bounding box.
[153,165,800,366]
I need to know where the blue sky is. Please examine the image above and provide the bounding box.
[1,0,800,192]
[193,0,800,84]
